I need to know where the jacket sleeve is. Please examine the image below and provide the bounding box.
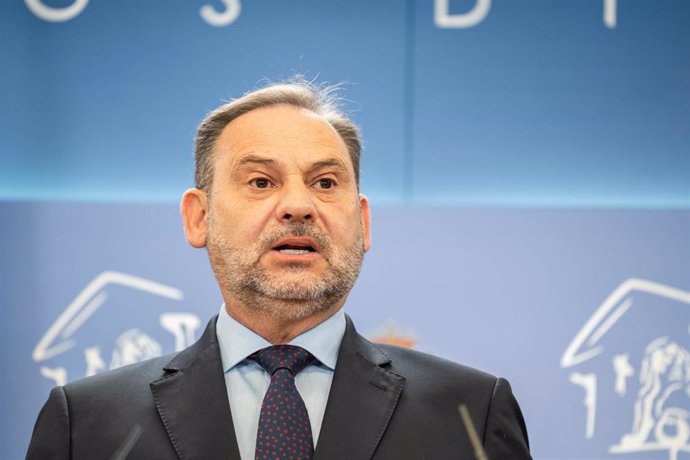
[483,377,532,460]
[26,386,71,460]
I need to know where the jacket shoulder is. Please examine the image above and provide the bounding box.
[66,352,176,395]
[365,342,531,458]
[375,342,498,387]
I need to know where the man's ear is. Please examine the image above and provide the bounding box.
[180,188,208,248]
[359,194,372,252]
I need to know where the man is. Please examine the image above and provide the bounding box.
[27,79,531,459]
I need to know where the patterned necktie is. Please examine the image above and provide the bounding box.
[251,345,316,460]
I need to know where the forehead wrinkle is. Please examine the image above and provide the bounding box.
[215,122,269,163]
[217,105,353,178]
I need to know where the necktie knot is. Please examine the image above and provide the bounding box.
[251,344,315,376]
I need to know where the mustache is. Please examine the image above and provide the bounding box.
[259,223,330,252]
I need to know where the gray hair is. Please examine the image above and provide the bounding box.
[194,78,362,193]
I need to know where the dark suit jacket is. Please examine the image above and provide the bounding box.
[27,315,531,459]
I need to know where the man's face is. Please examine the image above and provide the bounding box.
[204,105,370,321]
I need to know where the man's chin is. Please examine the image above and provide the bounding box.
[245,289,338,322]
[264,269,324,285]
[257,279,330,301]
[265,260,325,275]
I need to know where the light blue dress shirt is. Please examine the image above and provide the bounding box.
[216,306,346,460]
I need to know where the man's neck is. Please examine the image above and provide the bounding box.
[223,299,344,344]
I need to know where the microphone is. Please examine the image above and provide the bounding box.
[458,404,489,460]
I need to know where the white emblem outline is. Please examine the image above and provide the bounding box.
[561,278,690,369]
[32,270,184,363]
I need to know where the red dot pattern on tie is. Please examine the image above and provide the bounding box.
[251,345,316,460]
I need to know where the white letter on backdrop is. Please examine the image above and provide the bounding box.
[25,0,89,22]
[604,0,617,28]
[200,0,242,27]
[434,0,491,29]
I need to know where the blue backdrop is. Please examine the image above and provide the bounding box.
[2,1,689,459]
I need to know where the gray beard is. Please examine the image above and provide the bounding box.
[207,220,365,322]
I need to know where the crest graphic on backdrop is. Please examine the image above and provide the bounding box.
[561,278,690,460]
[33,271,201,386]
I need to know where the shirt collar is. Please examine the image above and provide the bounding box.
[216,305,346,372]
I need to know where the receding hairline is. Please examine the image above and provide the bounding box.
[194,79,362,193]
[219,102,346,135]
[214,102,351,150]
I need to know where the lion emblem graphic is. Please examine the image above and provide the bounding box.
[562,278,690,460]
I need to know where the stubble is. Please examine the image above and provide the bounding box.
[207,216,365,322]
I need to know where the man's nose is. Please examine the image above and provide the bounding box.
[275,180,316,223]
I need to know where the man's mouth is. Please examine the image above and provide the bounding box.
[271,237,320,255]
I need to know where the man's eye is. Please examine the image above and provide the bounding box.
[317,178,335,189]
[250,178,271,189]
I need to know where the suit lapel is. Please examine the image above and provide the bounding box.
[314,316,406,460]
[150,317,241,460]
